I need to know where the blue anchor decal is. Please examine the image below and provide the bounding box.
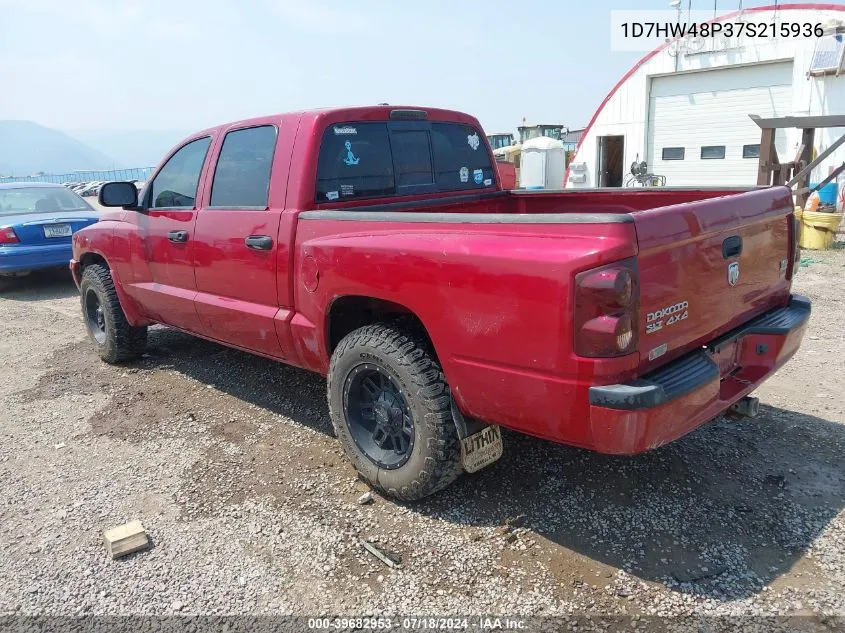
[343,140,360,166]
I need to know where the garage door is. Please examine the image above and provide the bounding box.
[647,62,793,187]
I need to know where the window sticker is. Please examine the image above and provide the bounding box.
[341,184,354,196]
[343,141,360,166]
[326,191,339,201]
[467,133,480,151]
[459,166,469,183]
[473,169,483,185]
[483,178,492,186]
[333,126,357,135]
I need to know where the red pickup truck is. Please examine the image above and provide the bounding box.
[71,105,810,500]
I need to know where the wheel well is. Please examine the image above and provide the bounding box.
[79,252,108,272]
[327,296,436,357]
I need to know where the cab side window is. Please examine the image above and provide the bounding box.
[210,126,277,208]
[149,136,212,209]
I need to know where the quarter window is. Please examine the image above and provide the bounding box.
[210,126,277,207]
[149,137,212,208]
[661,147,685,160]
[701,145,726,160]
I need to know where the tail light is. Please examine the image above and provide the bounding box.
[790,214,801,277]
[574,258,639,357]
[0,227,19,244]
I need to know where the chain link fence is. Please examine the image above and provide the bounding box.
[0,167,154,184]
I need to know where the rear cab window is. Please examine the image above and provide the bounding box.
[315,120,495,203]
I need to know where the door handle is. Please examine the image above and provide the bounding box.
[245,235,273,251]
[722,235,743,259]
[167,230,189,243]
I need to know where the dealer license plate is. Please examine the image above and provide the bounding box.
[460,425,503,473]
[43,224,72,238]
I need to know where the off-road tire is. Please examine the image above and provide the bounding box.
[328,322,462,501]
[80,264,147,363]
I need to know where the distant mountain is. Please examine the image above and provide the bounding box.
[71,128,190,168]
[0,121,119,177]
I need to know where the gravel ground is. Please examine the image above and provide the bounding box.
[0,245,843,627]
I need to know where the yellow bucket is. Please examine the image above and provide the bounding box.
[795,207,843,250]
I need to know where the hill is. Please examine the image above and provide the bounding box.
[0,120,119,177]
[70,128,189,169]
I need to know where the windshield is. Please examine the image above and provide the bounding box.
[0,186,92,215]
[488,135,513,150]
[520,127,563,143]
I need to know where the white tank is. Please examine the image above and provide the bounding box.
[519,136,566,189]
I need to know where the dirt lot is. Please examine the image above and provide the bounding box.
[1,245,844,624]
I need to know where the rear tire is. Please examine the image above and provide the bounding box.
[328,322,462,501]
[79,264,147,363]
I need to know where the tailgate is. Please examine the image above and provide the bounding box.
[634,187,794,371]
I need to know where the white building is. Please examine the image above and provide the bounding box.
[566,3,845,189]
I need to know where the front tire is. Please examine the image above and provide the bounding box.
[328,322,462,501]
[79,264,147,363]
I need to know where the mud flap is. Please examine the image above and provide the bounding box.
[451,397,503,473]
[460,425,503,473]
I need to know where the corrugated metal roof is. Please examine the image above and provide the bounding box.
[562,128,585,144]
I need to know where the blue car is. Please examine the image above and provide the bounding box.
[0,182,99,282]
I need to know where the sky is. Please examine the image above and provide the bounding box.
[0,0,784,137]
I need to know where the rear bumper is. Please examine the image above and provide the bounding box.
[588,295,811,454]
[0,243,73,274]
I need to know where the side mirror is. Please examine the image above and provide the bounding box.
[98,181,139,208]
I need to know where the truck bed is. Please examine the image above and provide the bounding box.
[297,185,797,448]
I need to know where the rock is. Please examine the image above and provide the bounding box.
[357,492,374,505]
[672,565,726,583]
[765,474,786,488]
[505,515,527,529]
[170,600,184,611]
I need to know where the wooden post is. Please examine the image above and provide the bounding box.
[757,128,777,186]
[794,128,815,206]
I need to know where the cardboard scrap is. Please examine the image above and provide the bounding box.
[102,520,150,559]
